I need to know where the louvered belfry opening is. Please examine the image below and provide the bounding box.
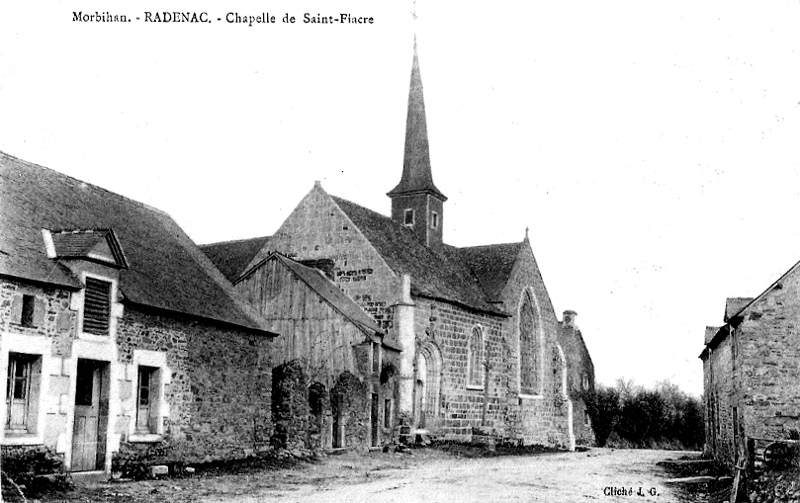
[83,277,111,335]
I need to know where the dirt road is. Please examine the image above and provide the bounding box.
[69,448,692,503]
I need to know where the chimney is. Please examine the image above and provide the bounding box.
[563,310,578,330]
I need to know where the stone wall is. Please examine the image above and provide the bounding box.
[495,243,573,449]
[410,297,504,439]
[1,278,76,357]
[558,323,595,446]
[271,360,310,451]
[705,335,735,467]
[114,307,273,465]
[736,268,800,444]
[331,371,369,449]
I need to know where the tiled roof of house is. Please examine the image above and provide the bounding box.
[453,242,523,302]
[724,297,753,322]
[200,236,270,283]
[331,196,506,315]
[0,151,274,334]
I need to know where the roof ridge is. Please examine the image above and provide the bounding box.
[458,241,524,250]
[199,235,270,248]
[0,150,169,217]
[330,195,392,222]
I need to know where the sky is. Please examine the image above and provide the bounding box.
[3,0,800,396]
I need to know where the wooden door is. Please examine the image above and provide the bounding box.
[415,379,425,428]
[6,357,31,431]
[71,360,102,472]
[332,396,343,448]
[370,393,379,447]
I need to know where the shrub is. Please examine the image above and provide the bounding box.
[586,379,704,450]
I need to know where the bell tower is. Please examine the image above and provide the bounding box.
[387,39,447,249]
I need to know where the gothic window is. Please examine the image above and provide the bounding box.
[467,327,485,388]
[431,212,439,229]
[552,346,565,397]
[519,292,539,395]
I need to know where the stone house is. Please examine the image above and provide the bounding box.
[0,152,277,475]
[558,311,595,446]
[701,267,800,469]
[202,44,590,450]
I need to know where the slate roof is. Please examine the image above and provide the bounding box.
[387,41,446,201]
[330,196,506,315]
[0,151,274,334]
[454,242,524,302]
[724,297,753,322]
[200,236,270,283]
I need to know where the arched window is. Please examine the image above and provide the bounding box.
[519,291,539,395]
[467,327,485,388]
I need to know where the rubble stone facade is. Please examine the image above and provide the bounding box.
[702,262,800,469]
[1,277,273,473]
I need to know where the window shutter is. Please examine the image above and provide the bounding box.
[10,294,23,324]
[33,298,45,327]
[83,278,111,335]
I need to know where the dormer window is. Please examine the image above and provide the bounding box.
[83,277,111,335]
[404,209,414,226]
[431,212,439,229]
[44,228,128,269]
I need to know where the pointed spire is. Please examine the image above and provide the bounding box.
[388,38,447,201]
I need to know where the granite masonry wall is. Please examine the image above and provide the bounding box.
[2,276,274,472]
[736,269,800,444]
[559,322,596,446]
[1,278,77,357]
[704,332,736,468]
[114,307,273,465]
[494,243,574,449]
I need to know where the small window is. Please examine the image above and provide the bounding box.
[582,374,590,390]
[20,295,35,327]
[83,277,111,335]
[384,399,392,429]
[431,212,439,229]
[584,412,591,426]
[372,343,380,374]
[404,209,414,226]
[136,366,160,434]
[5,353,40,433]
[10,294,42,328]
